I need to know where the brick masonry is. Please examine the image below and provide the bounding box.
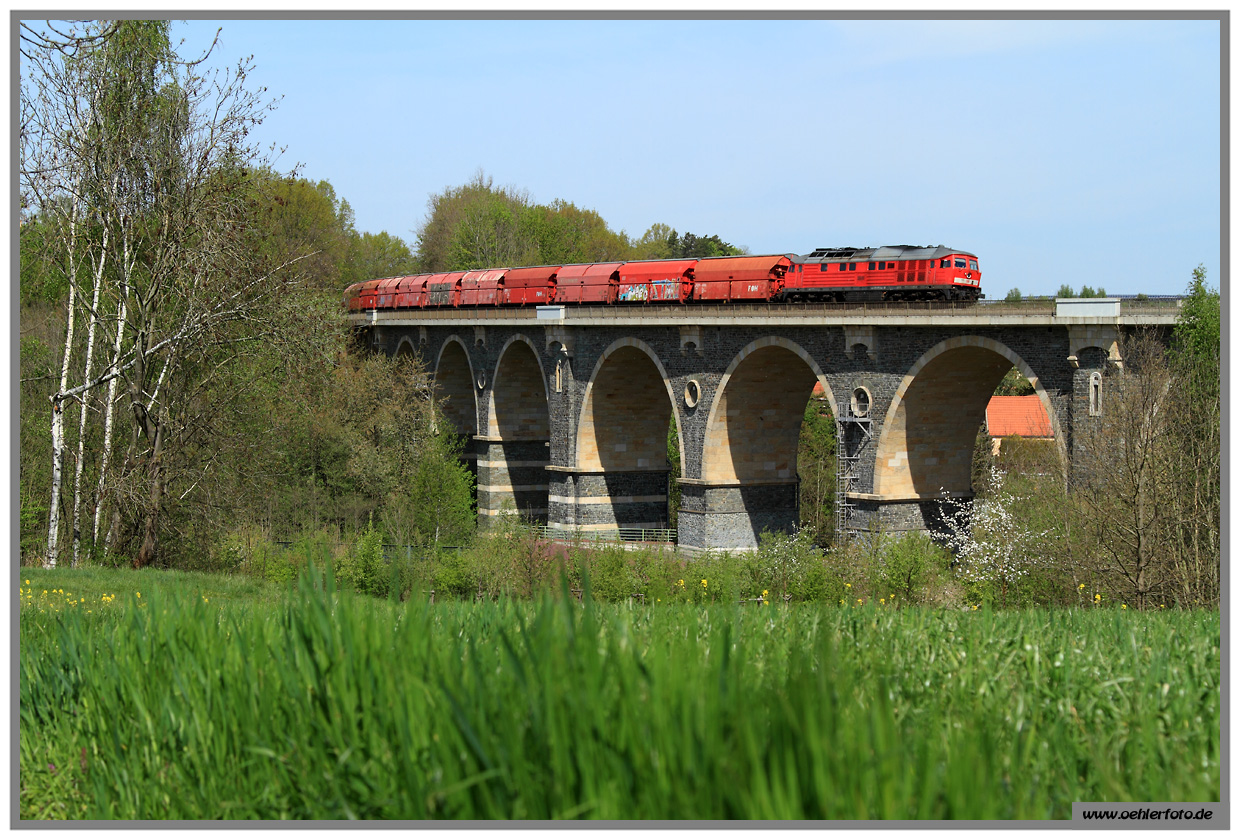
[364,316,1136,551]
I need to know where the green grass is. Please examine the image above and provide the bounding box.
[18,565,1220,820]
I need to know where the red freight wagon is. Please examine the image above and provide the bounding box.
[427,271,466,307]
[503,265,559,305]
[375,276,404,309]
[343,281,365,311]
[617,259,696,304]
[460,268,507,306]
[394,274,430,308]
[692,255,791,301]
[355,278,383,310]
[556,262,622,304]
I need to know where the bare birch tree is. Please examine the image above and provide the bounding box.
[22,19,304,568]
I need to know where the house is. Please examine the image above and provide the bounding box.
[986,394,1053,456]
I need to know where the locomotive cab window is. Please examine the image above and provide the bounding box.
[954,258,966,268]
[940,259,951,268]
[969,259,978,271]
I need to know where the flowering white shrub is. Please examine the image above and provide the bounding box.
[934,465,1047,606]
[755,526,819,599]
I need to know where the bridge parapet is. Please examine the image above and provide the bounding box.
[352,297,1181,329]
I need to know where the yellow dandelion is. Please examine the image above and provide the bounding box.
[845,583,851,588]
[880,598,886,605]
[1078,583,1086,590]
[1121,604,1127,610]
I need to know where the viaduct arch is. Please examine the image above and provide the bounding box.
[361,300,1174,551]
[872,336,1069,501]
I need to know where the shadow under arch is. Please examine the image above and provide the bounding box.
[576,337,684,472]
[572,338,683,531]
[683,337,838,550]
[873,335,1068,500]
[394,336,417,358]
[700,336,838,484]
[480,334,551,524]
[486,333,550,439]
[433,336,478,437]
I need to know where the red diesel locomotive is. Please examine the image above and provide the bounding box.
[343,245,981,311]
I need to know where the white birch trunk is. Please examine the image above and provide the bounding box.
[71,227,109,567]
[46,259,78,569]
[94,286,128,552]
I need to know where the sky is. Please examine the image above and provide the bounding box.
[160,16,1224,299]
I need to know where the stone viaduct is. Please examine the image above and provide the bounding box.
[349,298,1179,552]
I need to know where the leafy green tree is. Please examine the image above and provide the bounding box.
[415,172,532,271]
[668,230,744,259]
[1004,288,1023,302]
[798,397,836,544]
[633,223,675,260]
[413,173,746,273]
[252,174,356,292]
[404,432,476,548]
[530,199,630,265]
[1162,265,1220,604]
[666,416,681,531]
[1056,284,1075,298]
[345,231,417,286]
[993,367,1035,396]
[1173,265,1219,368]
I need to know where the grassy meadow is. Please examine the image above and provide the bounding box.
[19,565,1220,820]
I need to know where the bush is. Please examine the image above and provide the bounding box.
[338,517,386,597]
[878,532,947,604]
[585,544,637,602]
[750,528,821,600]
[432,549,477,600]
[790,556,846,603]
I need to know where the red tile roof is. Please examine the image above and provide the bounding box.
[987,395,1053,438]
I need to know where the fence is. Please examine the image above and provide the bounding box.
[526,525,676,546]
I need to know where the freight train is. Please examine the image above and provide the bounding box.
[343,244,981,312]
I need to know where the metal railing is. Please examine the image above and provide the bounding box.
[527,525,676,545]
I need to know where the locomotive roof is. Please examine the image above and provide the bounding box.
[796,245,977,263]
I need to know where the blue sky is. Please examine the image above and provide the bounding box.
[172,16,1221,298]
